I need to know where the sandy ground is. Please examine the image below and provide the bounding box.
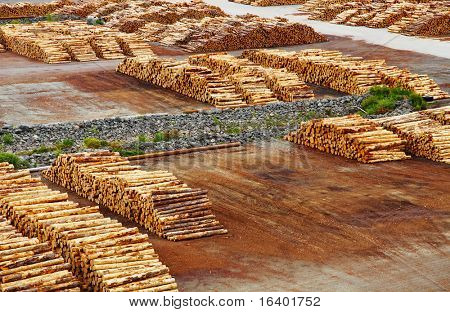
[1,35,448,126]
[203,0,450,59]
[43,141,450,291]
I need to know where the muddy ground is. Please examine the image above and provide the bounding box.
[42,141,450,291]
[1,35,449,126]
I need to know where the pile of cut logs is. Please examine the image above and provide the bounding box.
[0,194,81,292]
[86,0,228,31]
[374,111,450,164]
[0,0,70,19]
[0,21,155,63]
[117,56,247,108]
[420,106,450,125]
[243,48,449,99]
[137,15,326,52]
[303,0,450,39]
[285,115,410,163]
[0,162,177,291]
[230,0,306,6]
[43,152,228,241]
[189,53,313,102]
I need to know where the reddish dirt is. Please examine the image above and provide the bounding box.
[42,141,450,291]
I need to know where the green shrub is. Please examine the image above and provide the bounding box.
[32,145,53,154]
[108,140,123,150]
[54,138,74,150]
[137,134,147,143]
[1,133,14,145]
[83,137,108,149]
[153,132,165,143]
[361,86,427,115]
[0,152,30,169]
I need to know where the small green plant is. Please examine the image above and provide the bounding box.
[95,19,105,25]
[153,132,165,143]
[45,14,59,22]
[32,145,54,154]
[54,138,74,150]
[137,134,147,143]
[361,86,427,115]
[225,125,242,135]
[89,127,100,135]
[212,116,222,126]
[1,133,14,145]
[108,140,123,150]
[83,137,108,149]
[0,152,30,169]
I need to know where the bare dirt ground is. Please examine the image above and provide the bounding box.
[42,141,450,291]
[1,35,449,126]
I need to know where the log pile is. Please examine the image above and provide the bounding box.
[86,0,228,32]
[117,56,247,108]
[189,53,313,102]
[230,0,306,6]
[285,115,410,163]
[1,199,80,292]
[0,162,178,291]
[138,15,326,52]
[242,48,449,99]
[43,152,228,241]
[304,0,450,39]
[374,111,450,164]
[0,21,157,63]
[0,0,70,19]
[420,106,450,125]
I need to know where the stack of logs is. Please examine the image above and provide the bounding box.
[117,56,247,108]
[420,106,450,125]
[0,162,178,291]
[243,48,449,100]
[230,0,307,6]
[189,53,313,102]
[285,115,410,163]
[0,171,81,292]
[0,43,6,53]
[303,0,450,40]
[137,15,326,52]
[0,0,70,19]
[0,21,155,64]
[373,111,450,164]
[43,152,228,241]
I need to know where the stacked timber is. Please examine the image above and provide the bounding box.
[43,152,228,241]
[0,216,81,292]
[0,44,6,53]
[189,53,313,101]
[89,30,125,60]
[115,33,155,57]
[230,0,306,6]
[285,115,410,163]
[117,56,247,108]
[138,15,326,52]
[0,0,70,19]
[374,112,450,164]
[0,163,178,291]
[243,48,449,99]
[420,106,450,125]
[63,38,98,62]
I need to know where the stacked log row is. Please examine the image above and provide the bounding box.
[0,216,81,292]
[420,106,450,125]
[304,0,450,39]
[137,15,326,52]
[43,152,228,241]
[285,115,410,163]
[0,43,5,53]
[374,112,450,164]
[0,163,178,292]
[117,56,247,108]
[0,21,155,63]
[115,33,155,57]
[242,48,449,99]
[189,53,313,102]
[0,0,70,19]
[230,0,306,6]
[189,53,278,105]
